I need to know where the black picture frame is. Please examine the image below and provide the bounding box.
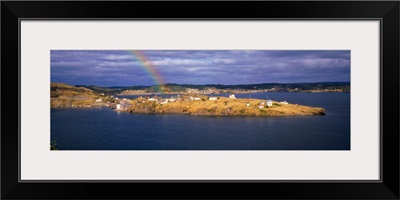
[2,1,399,199]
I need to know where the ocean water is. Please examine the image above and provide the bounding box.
[51,92,350,150]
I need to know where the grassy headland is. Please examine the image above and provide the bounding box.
[51,82,101,108]
[127,96,325,116]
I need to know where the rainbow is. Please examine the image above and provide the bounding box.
[128,50,166,92]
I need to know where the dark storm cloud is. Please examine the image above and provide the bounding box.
[51,50,350,86]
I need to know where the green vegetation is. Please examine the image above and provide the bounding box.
[51,141,58,150]
[145,84,187,93]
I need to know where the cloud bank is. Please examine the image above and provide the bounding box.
[51,50,350,86]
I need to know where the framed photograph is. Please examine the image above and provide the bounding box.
[2,1,399,199]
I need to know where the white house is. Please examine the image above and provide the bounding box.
[116,104,121,110]
[148,98,157,101]
[95,98,102,103]
[160,100,169,105]
[266,100,273,107]
[246,102,250,107]
[229,94,236,99]
[209,97,218,100]
[280,101,289,105]
[193,97,201,100]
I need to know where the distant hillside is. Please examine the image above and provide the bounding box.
[145,84,187,93]
[51,82,96,97]
[75,85,149,95]
[51,82,100,108]
[76,82,350,94]
[179,82,350,91]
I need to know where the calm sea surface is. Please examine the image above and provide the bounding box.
[51,92,350,150]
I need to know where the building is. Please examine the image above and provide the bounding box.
[160,100,169,105]
[95,98,102,103]
[148,98,157,101]
[229,94,236,99]
[258,101,265,109]
[266,99,273,107]
[209,97,218,100]
[246,102,250,107]
[280,101,289,104]
[186,88,200,94]
[189,96,204,101]
[170,96,179,99]
[116,104,121,110]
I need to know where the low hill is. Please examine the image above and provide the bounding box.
[76,82,350,95]
[145,84,187,93]
[127,97,325,116]
[75,85,149,95]
[51,82,100,108]
[51,82,95,97]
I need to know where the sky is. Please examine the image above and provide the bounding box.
[51,50,350,86]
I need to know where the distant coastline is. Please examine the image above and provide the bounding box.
[117,89,347,96]
[76,82,350,96]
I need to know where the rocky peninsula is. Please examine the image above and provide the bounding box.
[50,82,326,116]
[127,96,325,116]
